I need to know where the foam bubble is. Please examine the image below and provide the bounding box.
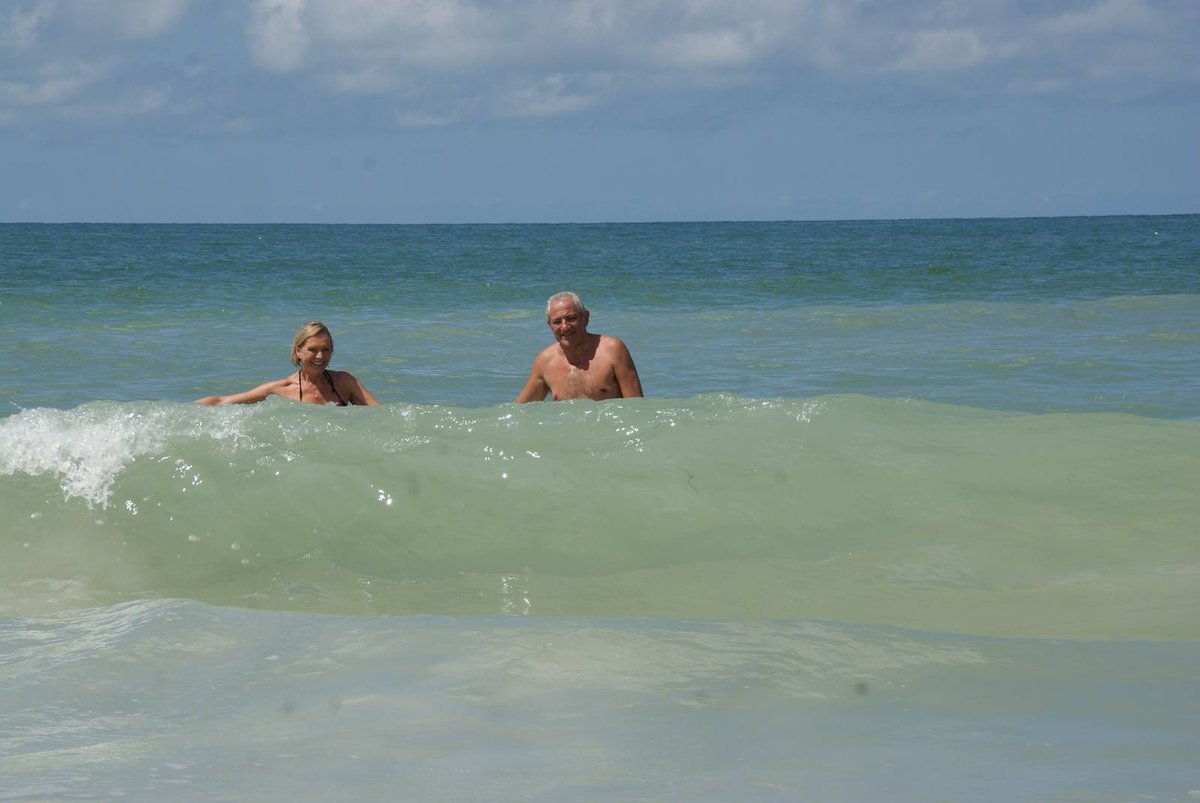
[0,405,171,508]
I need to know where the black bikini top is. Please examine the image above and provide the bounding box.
[298,369,348,406]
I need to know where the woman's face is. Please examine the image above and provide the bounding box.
[294,333,333,371]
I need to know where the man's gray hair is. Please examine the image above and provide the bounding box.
[546,291,587,319]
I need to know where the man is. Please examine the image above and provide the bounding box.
[515,291,643,402]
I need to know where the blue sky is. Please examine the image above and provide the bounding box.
[2,0,1198,223]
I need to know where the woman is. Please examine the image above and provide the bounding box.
[195,321,379,406]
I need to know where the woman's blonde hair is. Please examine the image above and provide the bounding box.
[292,321,333,366]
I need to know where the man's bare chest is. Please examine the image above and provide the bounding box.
[547,358,614,399]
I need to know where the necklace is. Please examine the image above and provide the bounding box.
[297,369,323,401]
[298,368,346,405]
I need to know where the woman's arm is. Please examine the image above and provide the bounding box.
[339,371,380,406]
[195,378,285,405]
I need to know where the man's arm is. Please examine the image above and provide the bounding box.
[515,357,550,403]
[610,338,643,398]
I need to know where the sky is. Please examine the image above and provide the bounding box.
[2,0,1198,223]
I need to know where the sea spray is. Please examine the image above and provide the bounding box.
[3,396,1196,638]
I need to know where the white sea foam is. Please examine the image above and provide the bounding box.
[0,403,248,508]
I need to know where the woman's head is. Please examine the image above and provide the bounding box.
[292,321,333,366]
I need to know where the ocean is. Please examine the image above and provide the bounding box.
[1,217,1198,801]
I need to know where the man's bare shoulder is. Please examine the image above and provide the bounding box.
[533,342,562,365]
[596,334,632,357]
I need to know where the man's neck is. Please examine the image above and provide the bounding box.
[559,334,597,362]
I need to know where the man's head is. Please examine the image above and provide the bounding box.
[545,291,590,348]
[545,291,587,320]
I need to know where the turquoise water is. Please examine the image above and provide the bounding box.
[2,217,1199,800]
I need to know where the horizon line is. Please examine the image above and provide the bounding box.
[2,211,1197,227]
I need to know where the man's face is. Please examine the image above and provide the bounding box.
[547,300,588,348]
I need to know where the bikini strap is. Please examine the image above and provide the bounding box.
[324,370,348,406]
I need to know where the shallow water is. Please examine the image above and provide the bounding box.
[3,396,1197,642]
[4,600,1198,802]
[2,217,1198,800]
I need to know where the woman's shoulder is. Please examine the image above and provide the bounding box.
[326,368,379,405]
[325,369,361,394]
[258,373,301,400]
[270,373,301,389]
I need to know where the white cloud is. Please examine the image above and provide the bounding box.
[1024,77,1073,96]
[240,1,1194,97]
[326,65,403,95]
[3,0,59,51]
[248,0,310,72]
[395,110,458,128]
[495,75,602,119]
[68,0,194,40]
[65,85,170,120]
[2,0,192,46]
[4,0,1198,131]
[1041,0,1154,36]
[313,0,483,44]
[0,60,110,106]
[0,0,193,124]
[649,26,764,69]
[889,29,1001,73]
[216,116,259,134]
[245,0,796,73]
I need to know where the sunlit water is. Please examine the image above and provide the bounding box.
[2,217,1198,801]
